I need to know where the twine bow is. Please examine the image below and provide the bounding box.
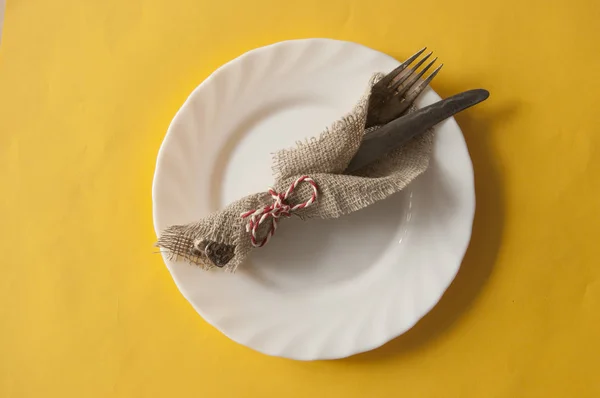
[240,176,318,247]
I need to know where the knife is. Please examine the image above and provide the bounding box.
[345,89,489,173]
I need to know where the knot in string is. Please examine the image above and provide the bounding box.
[240,175,318,248]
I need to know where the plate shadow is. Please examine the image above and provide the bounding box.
[344,95,517,363]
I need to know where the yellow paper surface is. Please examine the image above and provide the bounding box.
[1,0,600,397]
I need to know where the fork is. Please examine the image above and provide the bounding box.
[366,47,443,129]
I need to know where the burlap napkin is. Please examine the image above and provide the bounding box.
[156,73,434,271]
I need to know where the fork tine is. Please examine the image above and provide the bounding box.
[370,62,443,126]
[390,51,433,91]
[375,47,427,89]
[366,48,444,128]
[402,63,444,105]
[394,56,438,98]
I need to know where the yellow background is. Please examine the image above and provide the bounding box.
[1,0,599,396]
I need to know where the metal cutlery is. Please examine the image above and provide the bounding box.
[351,47,489,172]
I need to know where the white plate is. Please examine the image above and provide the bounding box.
[152,39,475,360]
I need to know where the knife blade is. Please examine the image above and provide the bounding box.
[345,89,489,173]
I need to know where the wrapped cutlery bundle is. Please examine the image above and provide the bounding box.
[155,49,488,271]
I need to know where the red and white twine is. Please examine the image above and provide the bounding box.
[240,175,319,248]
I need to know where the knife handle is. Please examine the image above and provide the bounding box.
[346,89,489,173]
